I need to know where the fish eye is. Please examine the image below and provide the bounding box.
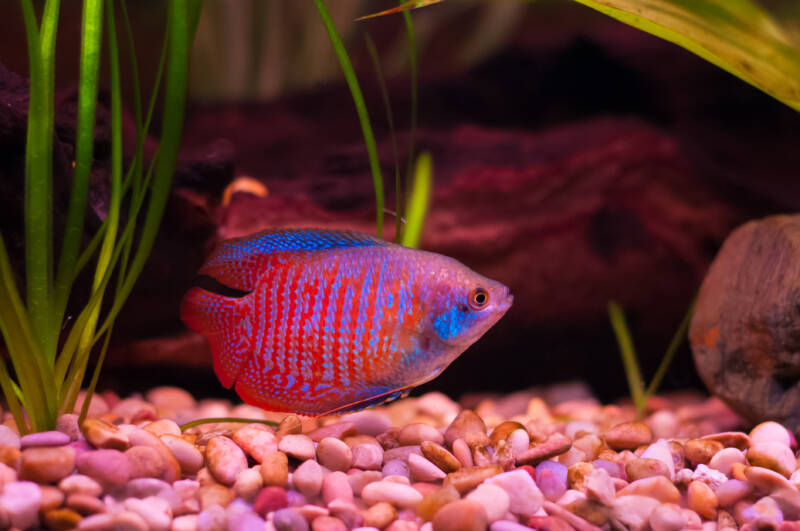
[468,287,489,310]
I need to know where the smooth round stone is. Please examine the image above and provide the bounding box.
[451,439,472,468]
[745,465,796,493]
[126,478,181,510]
[351,444,383,470]
[20,430,71,448]
[617,476,680,504]
[709,447,746,477]
[688,480,718,520]
[443,411,489,449]
[323,471,354,505]
[328,498,363,529]
[125,446,165,479]
[487,468,544,517]
[684,439,724,466]
[420,441,460,474]
[362,480,423,508]
[44,507,83,530]
[76,449,130,492]
[274,508,310,531]
[386,520,418,531]
[363,501,397,529]
[261,450,289,487]
[747,442,796,477]
[346,470,382,497]
[738,496,784,528]
[750,421,792,447]
[317,437,353,472]
[649,503,687,531]
[384,446,423,463]
[508,430,530,460]
[641,439,675,479]
[232,424,277,463]
[143,420,181,438]
[408,454,446,482]
[254,486,288,517]
[465,483,510,523]
[340,412,392,437]
[309,422,357,443]
[39,485,65,513]
[20,446,75,483]
[614,495,660,531]
[56,415,81,442]
[278,434,316,461]
[112,398,157,423]
[626,457,671,482]
[126,429,180,483]
[124,496,172,531]
[196,505,227,531]
[146,387,196,413]
[398,424,444,447]
[603,422,652,450]
[0,481,41,529]
[60,474,102,497]
[489,522,532,531]
[287,489,307,508]
[159,434,203,475]
[715,479,751,507]
[171,515,199,531]
[293,459,323,499]
[382,460,410,479]
[646,411,679,440]
[432,500,487,531]
[0,425,20,449]
[79,513,116,531]
[206,436,248,486]
[312,516,348,531]
[233,468,263,502]
[66,493,106,515]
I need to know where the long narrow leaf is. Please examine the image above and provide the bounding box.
[402,10,418,189]
[571,0,800,111]
[400,152,432,249]
[314,0,385,237]
[645,298,695,397]
[608,301,646,416]
[357,0,444,21]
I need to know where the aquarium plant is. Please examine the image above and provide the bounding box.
[0,0,202,434]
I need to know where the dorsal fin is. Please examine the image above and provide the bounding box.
[199,228,386,291]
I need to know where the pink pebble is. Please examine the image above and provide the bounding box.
[254,486,288,517]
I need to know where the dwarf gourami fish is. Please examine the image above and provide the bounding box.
[180,228,512,416]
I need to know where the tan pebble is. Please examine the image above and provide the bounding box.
[43,508,83,530]
[81,418,130,450]
[567,462,594,491]
[684,439,724,466]
[715,479,751,507]
[312,515,347,531]
[603,422,652,451]
[343,434,381,448]
[420,441,460,473]
[206,435,247,486]
[702,431,751,451]
[19,446,75,483]
[408,453,446,482]
[199,483,235,509]
[744,465,795,493]
[384,446,422,463]
[432,499,487,531]
[279,434,316,461]
[125,446,165,479]
[171,514,198,531]
[572,433,605,462]
[717,509,736,529]
[377,428,401,450]
[296,504,329,521]
[385,519,418,531]
[59,474,103,497]
[111,398,156,423]
[233,467,263,501]
[232,424,277,463]
[688,480,718,520]
[737,496,783,528]
[111,510,149,531]
[613,495,659,530]
[451,439,472,468]
[625,457,670,482]
[142,419,181,438]
[398,423,444,446]
[443,411,489,449]
[416,483,460,521]
[731,462,748,481]
[526,515,579,531]
[747,442,796,477]
[0,445,20,470]
[618,476,680,504]
[127,428,181,482]
[709,447,746,477]
[66,493,106,515]
[39,485,65,512]
[317,437,353,472]
[443,465,502,494]
[260,450,289,487]
[585,468,615,506]
[750,421,791,447]
[557,446,587,467]
[516,432,572,466]
[563,496,608,526]
[362,480,423,508]
[471,445,492,467]
[159,434,203,475]
[649,503,687,531]
[362,501,397,529]
[276,415,303,436]
[489,421,526,447]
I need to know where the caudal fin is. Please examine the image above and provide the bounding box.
[180,287,252,388]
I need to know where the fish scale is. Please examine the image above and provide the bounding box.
[181,228,512,415]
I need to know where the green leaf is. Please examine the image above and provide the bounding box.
[608,301,646,417]
[401,152,432,249]
[570,0,800,111]
[356,0,444,21]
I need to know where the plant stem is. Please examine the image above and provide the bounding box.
[645,298,696,397]
[608,301,647,417]
[402,9,418,187]
[314,0,385,238]
[400,152,432,249]
[180,417,279,431]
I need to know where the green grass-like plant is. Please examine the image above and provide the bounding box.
[0,0,201,434]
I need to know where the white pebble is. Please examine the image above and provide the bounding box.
[124,496,172,531]
[0,481,40,529]
[641,439,675,480]
[278,435,316,461]
[361,481,423,508]
[750,422,791,447]
[508,429,530,459]
[692,464,728,490]
[408,454,446,482]
[486,468,544,517]
[466,483,510,522]
[614,495,660,531]
[709,447,746,477]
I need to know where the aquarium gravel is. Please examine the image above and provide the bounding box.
[0,385,796,530]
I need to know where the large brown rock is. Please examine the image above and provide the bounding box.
[690,215,800,430]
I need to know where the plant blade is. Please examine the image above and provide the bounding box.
[571,0,800,111]
[400,152,432,249]
[356,0,444,21]
[608,301,647,417]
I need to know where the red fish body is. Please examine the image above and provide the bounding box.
[181,229,512,415]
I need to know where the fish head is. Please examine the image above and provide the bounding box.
[421,257,513,348]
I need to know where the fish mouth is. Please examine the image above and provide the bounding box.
[498,291,513,314]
